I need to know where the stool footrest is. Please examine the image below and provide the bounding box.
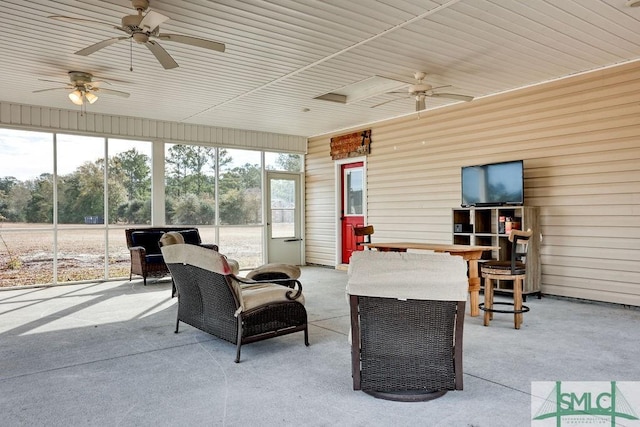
[479,301,530,314]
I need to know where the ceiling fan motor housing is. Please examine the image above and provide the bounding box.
[122,14,152,42]
[409,83,432,94]
[131,0,150,12]
[68,71,92,85]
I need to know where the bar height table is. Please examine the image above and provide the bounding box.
[362,242,498,317]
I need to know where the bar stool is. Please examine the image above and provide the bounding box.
[353,225,374,249]
[479,229,533,329]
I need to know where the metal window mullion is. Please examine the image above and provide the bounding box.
[103,137,109,280]
[52,133,58,284]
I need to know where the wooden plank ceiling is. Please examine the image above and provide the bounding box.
[0,0,639,137]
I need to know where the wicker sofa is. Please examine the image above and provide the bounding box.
[347,250,468,401]
[161,243,308,363]
[125,227,218,286]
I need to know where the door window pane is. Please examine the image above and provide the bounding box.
[345,168,363,215]
[270,179,295,238]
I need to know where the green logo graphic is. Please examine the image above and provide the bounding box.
[532,381,639,427]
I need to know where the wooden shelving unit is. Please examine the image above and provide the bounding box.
[452,206,541,297]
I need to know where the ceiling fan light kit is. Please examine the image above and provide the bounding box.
[68,89,84,105]
[85,91,98,104]
[68,89,97,105]
[33,70,129,109]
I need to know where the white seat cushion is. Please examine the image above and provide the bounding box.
[347,250,468,301]
[240,282,305,312]
[245,263,301,280]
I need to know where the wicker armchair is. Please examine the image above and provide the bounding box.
[347,251,468,401]
[161,243,309,363]
[125,227,217,286]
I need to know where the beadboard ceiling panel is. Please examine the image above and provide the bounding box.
[0,0,638,138]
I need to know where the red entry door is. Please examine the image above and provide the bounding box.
[341,162,365,263]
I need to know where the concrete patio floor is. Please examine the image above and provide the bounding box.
[1,266,639,426]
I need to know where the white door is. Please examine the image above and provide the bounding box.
[266,172,302,264]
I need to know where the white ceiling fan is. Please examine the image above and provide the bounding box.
[374,72,474,111]
[33,71,130,105]
[50,0,226,70]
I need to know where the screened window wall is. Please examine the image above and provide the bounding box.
[0,127,303,287]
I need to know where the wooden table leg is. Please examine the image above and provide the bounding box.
[467,259,481,317]
[444,250,484,317]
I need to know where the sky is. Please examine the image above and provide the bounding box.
[0,129,54,181]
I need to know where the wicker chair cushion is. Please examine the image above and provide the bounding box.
[145,254,165,264]
[131,231,165,255]
[245,263,301,280]
[347,251,468,301]
[239,282,305,312]
[159,231,185,246]
[179,229,201,245]
[226,259,240,275]
[161,244,234,273]
[161,232,240,274]
[482,260,526,275]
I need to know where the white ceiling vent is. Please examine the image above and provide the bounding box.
[315,76,406,104]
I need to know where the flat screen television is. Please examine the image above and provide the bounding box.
[461,160,524,207]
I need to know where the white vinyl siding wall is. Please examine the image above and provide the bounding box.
[0,102,306,153]
[306,61,640,306]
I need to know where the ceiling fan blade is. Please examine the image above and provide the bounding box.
[75,37,129,56]
[32,87,68,94]
[89,80,112,87]
[38,79,69,85]
[145,40,179,69]
[139,10,170,31]
[431,85,452,91]
[370,96,409,108]
[156,33,226,52]
[94,88,130,98]
[49,15,123,31]
[430,93,474,102]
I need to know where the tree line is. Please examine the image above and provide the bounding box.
[0,146,298,226]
